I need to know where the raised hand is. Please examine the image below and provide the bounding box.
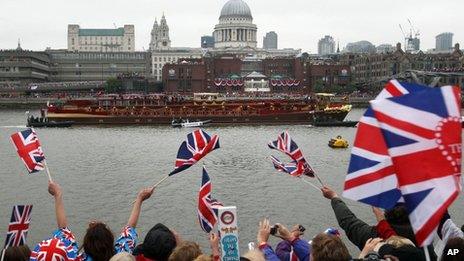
[48,181,63,198]
[257,218,271,245]
[137,187,155,202]
[321,186,338,199]
[209,232,220,256]
[372,207,386,222]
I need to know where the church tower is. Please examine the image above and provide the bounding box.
[157,14,171,49]
[149,19,159,50]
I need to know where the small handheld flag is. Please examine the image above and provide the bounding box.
[4,205,33,248]
[198,167,223,233]
[10,129,45,174]
[170,129,220,176]
[268,131,322,188]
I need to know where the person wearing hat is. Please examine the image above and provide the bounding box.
[132,223,179,261]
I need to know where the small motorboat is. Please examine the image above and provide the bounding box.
[171,119,212,128]
[27,116,74,128]
[328,135,349,148]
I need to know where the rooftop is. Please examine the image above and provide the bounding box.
[78,28,125,37]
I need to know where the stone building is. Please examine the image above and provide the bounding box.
[149,14,202,81]
[67,24,135,52]
[213,0,257,48]
[0,46,51,83]
[46,50,151,81]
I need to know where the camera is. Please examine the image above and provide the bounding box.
[270,225,279,235]
[298,225,306,233]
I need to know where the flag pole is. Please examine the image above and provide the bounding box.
[424,246,431,261]
[0,248,5,261]
[43,160,53,182]
[313,173,325,187]
[152,175,169,189]
[299,177,321,191]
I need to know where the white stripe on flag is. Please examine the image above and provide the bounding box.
[441,86,460,117]
[401,175,458,246]
[343,174,399,200]
[388,140,438,157]
[371,99,443,130]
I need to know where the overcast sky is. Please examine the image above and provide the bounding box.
[1,0,462,53]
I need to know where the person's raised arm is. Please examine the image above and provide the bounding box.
[48,181,67,228]
[209,232,220,261]
[320,185,377,250]
[127,187,154,228]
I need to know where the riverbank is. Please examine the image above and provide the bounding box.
[0,98,64,109]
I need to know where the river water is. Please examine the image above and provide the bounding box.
[0,108,463,255]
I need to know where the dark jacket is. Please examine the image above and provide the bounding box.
[330,197,437,260]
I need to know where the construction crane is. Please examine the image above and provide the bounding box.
[399,24,407,49]
[407,19,420,39]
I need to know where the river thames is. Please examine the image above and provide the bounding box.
[1,108,463,254]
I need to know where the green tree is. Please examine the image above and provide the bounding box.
[105,78,123,93]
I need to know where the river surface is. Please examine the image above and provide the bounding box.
[0,109,463,255]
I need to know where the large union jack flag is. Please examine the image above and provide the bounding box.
[30,238,79,261]
[268,131,314,177]
[371,85,462,246]
[170,129,220,176]
[4,205,33,248]
[343,80,429,209]
[10,128,45,173]
[198,167,223,233]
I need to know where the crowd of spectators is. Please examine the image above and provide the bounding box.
[2,181,463,261]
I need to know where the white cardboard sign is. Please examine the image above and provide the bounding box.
[217,206,240,261]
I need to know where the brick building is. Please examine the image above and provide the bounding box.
[350,43,464,89]
[162,54,351,93]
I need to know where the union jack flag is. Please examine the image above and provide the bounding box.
[30,238,79,261]
[269,155,305,177]
[198,167,223,233]
[170,129,220,176]
[268,131,314,177]
[370,85,461,246]
[10,128,45,173]
[4,205,32,247]
[343,80,429,209]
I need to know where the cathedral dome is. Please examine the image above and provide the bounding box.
[220,0,252,19]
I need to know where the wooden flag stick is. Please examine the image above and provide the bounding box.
[152,175,169,189]
[313,173,325,187]
[299,177,321,191]
[0,248,5,261]
[44,160,53,182]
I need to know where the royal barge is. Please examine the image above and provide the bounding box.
[46,93,351,125]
